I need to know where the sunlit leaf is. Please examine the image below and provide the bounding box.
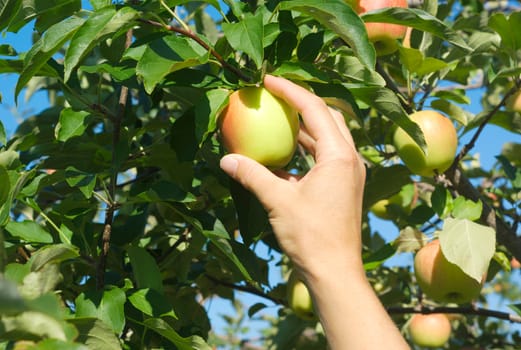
[75,287,126,334]
[144,318,212,350]
[439,218,495,282]
[64,6,138,82]
[279,0,375,68]
[5,220,53,243]
[222,11,264,68]
[361,7,472,51]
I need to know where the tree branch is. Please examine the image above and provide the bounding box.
[387,305,521,323]
[205,274,287,307]
[96,29,133,290]
[455,81,521,162]
[137,18,252,82]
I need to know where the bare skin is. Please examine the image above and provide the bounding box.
[220,75,409,349]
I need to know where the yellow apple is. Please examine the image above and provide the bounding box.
[393,110,458,177]
[506,89,521,112]
[287,271,316,320]
[414,240,483,304]
[219,86,299,168]
[409,313,451,348]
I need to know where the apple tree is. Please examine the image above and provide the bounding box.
[0,0,520,348]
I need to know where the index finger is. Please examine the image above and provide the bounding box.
[263,75,346,147]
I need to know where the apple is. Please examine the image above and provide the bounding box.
[287,271,316,320]
[346,0,408,56]
[219,86,299,168]
[506,89,521,112]
[393,110,458,177]
[414,240,483,304]
[370,183,416,220]
[409,313,451,348]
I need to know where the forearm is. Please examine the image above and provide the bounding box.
[305,262,410,350]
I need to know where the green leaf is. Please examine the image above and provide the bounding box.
[143,318,212,350]
[509,303,521,317]
[439,218,495,282]
[451,197,482,221]
[271,61,330,82]
[29,339,88,350]
[431,99,469,126]
[488,12,521,53]
[0,120,5,146]
[7,0,80,33]
[64,6,138,82]
[55,108,92,142]
[136,34,209,94]
[248,302,267,318]
[496,155,521,189]
[64,166,97,199]
[75,288,126,334]
[0,166,9,208]
[363,165,411,210]
[70,318,122,350]
[430,186,452,218]
[194,88,230,145]
[0,0,22,31]
[5,220,53,243]
[0,278,27,315]
[0,311,68,341]
[127,246,164,294]
[399,47,448,76]
[16,15,85,100]
[363,243,396,270]
[31,244,80,272]
[279,0,375,68]
[128,288,177,319]
[361,7,472,52]
[0,44,16,56]
[222,11,264,69]
[349,87,426,152]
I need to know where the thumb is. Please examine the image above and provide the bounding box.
[220,154,284,205]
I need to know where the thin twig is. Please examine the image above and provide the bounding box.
[137,18,252,82]
[96,29,133,290]
[387,305,521,323]
[205,274,287,306]
[455,81,521,163]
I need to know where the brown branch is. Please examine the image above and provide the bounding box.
[96,29,133,290]
[387,305,521,323]
[376,62,414,114]
[205,274,287,307]
[455,81,521,162]
[137,18,252,82]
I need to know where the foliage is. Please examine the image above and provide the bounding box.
[0,0,520,348]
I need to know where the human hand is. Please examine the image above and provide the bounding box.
[219,75,367,281]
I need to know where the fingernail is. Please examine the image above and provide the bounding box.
[220,156,238,176]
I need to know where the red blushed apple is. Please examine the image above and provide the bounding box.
[393,110,458,177]
[346,0,408,56]
[414,240,484,304]
[409,313,451,348]
[219,86,299,169]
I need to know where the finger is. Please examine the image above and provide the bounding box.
[298,127,316,156]
[264,75,345,144]
[220,154,286,207]
[328,107,355,148]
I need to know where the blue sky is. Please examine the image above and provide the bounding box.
[1,3,520,347]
